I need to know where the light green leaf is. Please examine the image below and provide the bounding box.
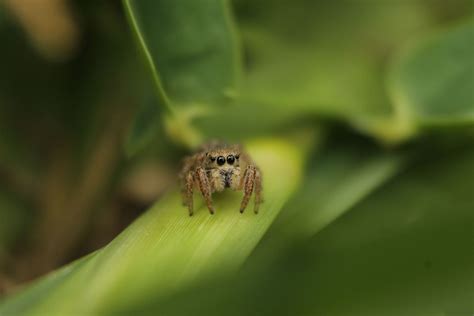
[0,138,306,315]
[131,141,474,316]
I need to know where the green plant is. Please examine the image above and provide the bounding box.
[0,1,473,315]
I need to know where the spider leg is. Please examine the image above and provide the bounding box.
[196,167,215,214]
[253,168,262,214]
[240,165,256,213]
[183,171,194,216]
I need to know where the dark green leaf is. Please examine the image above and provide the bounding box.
[123,0,241,148]
[124,0,240,106]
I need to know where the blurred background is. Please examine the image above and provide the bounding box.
[0,0,473,314]
[0,0,181,292]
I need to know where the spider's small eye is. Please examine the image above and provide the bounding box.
[217,156,226,166]
[209,156,216,162]
[227,155,235,165]
[235,154,240,160]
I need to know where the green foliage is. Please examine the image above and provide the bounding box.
[125,0,240,106]
[0,139,305,315]
[389,20,474,126]
[124,0,241,149]
[0,0,473,315]
[141,142,474,316]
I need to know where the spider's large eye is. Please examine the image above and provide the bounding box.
[227,155,235,165]
[217,156,226,166]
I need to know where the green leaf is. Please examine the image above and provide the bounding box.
[235,1,436,123]
[129,140,474,316]
[0,138,306,315]
[274,143,474,315]
[123,0,241,148]
[230,2,473,143]
[124,0,240,106]
[370,19,474,142]
[124,93,163,156]
[269,136,408,243]
[390,19,474,124]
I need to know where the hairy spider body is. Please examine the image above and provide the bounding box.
[179,142,262,216]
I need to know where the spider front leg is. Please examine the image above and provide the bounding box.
[182,172,194,216]
[254,168,263,214]
[196,167,215,214]
[240,165,261,214]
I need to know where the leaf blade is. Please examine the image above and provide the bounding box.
[124,0,240,107]
[388,20,474,127]
[0,138,306,315]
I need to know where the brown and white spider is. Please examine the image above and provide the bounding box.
[179,142,262,216]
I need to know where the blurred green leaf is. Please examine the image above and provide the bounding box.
[389,19,474,127]
[179,2,440,141]
[268,143,474,315]
[124,93,163,156]
[231,2,474,143]
[357,19,474,143]
[125,1,473,149]
[235,2,434,121]
[269,136,408,244]
[0,138,306,315]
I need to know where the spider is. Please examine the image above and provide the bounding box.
[179,142,262,216]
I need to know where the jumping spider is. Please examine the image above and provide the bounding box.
[179,142,262,216]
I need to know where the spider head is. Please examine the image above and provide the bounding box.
[206,145,241,169]
[206,145,242,190]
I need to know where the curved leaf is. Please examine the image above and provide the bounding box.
[123,0,241,148]
[129,141,474,316]
[0,138,306,315]
[380,19,474,141]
